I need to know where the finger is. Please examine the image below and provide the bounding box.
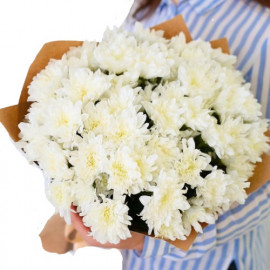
[70,205,90,236]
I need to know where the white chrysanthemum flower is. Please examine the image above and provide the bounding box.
[223,171,249,206]
[129,23,174,79]
[181,39,213,60]
[17,135,48,163]
[83,196,132,244]
[211,48,236,68]
[154,211,187,241]
[214,83,262,122]
[174,138,211,188]
[201,117,250,158]
[140,170,190,234]
[106,85,140,114]
[214,85,249,120]
[66,41,97,69]
[178,59,221,100]
[197,169,231,209]
[219,67,243,85]
[94,27,137,74]
[180,96,213,131]
[135,42,174,78]
[71,180,97,215]
[167,34,187,79]
[138,84,155,103]
[156,81,187,102]
[182,204,216,234]
[133,22,167,44]
[46,179,73,223]
[131,145,157,189]
[28,59,68,103]
[243,120,270,162]
[143,93,184,136]
[43,98,84,148]
[107,146,141,195]
[168,32,186,55]
[223,155,254,180]
[83,101,112,134]
[110,71,141,88]
[38,140,74,181]
[59,68,112,104]
[24,102,49,126]
[241,93,263,121]
[105,108,149,146]
[83,101,112,135]
[69,133,107,182]
[18,121,45,142]
[147,131,181,170]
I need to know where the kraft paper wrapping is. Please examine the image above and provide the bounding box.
[0,15,269,253]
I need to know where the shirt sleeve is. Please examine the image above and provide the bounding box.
[121,0,140,32]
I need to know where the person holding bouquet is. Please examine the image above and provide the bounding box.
[40,0,270,269]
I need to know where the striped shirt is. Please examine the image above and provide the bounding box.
[121,1,270,269]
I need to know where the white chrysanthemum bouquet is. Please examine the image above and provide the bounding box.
[16,19,269,245]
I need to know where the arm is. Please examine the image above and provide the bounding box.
[39,214,73,254]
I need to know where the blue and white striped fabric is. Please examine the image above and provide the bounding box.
[121,1,270,269]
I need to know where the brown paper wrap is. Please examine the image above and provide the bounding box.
[0,15,269,253]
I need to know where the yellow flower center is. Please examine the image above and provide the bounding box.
[155,142,169,156]
[181,160,197,174]
[116,130,127,138]
[114,126,129,140]
[161,194,168,204]
[56,112,69,127]
[103,206,112,224]
[160,192,170,208]
[89,119,100,130]
[80,88,88,99]
[112,162,128,181]
[86,153,96,168]
[190,74,201,88]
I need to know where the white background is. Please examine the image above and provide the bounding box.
[0,1,133,269]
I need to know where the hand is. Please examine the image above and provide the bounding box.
[70,205,145,251]
[39,214,73,254]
